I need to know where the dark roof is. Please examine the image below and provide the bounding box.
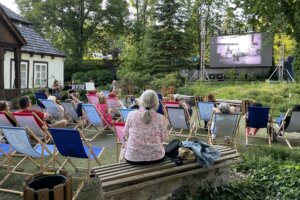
[0,3,31,24]
[16,24,65,57]
[0,3,65,57]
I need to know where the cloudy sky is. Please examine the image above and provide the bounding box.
[0,0,19,13]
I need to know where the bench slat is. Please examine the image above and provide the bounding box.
[102,153,240,188]
[103,158,241,198]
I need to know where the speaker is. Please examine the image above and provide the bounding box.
[209,74,216,80]
[216,74,224,81]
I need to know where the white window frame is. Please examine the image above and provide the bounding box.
[34,62,48,88]
[11,60,29,89]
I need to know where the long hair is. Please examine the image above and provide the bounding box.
[139,90,159,124]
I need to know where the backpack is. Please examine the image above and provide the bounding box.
[165,139,182,158]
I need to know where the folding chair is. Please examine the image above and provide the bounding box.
[118,108,135,122]
[13,113,49,141]
[163,102,180,107]
[86,94,99,105]
[61,101,81,128]
[0,111,16,127]
[275,109,300,148]
[81,104,111,141]
[245,106,272,146]
[208,113,241,149]
[39,99,63,120]
[0,126,56,195]
[165,107,196,139]
[48,128,104,199]
[102,90,110,97]
[34,92,47,109]
[113,122,125,161]
[197,101,215,128]
[106,97,122,119]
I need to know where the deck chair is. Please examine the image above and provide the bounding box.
[113,122,125,161]
[102,90,110,97]
[245,106,272,146]
[274,109,300,148]
[81,104,111,141]
[0,111,16,127]
[118,108,135,122]
[13,113,49,141]
[34,92,47,109]
[106,97,123,119]
[163,102,180,107]
[166,107,196,140]
[197,101,215,128]
[208,113,241,148]
[86,94,99,105]
[39,99,63,120]
[48,128,104,199]
[61,100,80,123]
[0,126,57,195]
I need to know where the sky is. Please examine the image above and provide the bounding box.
[0,0,19,13]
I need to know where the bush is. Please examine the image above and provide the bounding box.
[72,69,114,87]
[10,97,20,109]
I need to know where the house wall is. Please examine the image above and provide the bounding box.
[3,51,64,89]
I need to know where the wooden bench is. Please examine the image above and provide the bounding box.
[90,145,241,200]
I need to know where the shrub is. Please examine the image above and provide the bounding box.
[10,97,20,109]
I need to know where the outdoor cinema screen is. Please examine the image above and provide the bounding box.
[210,33,272,67]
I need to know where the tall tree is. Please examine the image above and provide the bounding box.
[16,0,129,67]
[235,0,300,79]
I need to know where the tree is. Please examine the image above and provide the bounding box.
[16,0,129,67]
[235,0,300,80]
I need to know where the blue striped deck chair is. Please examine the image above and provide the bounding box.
[245,106,272,146]
[39,99,63,120]
[81,104,109,141]
[0,126,57,195]
[197,101,215,128]
[48,128,104,199]
[166,107,196,140]
[61,101,80,126]
[275,109,300,148]
[157,100,164,115]
[118,108,135,122]
[34,92,47,109]
[209,113,240,148]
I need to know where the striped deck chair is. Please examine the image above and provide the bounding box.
[0,126,57,196]
[197,101,215,128]
[107,97,122,120]
[86,94,99,105]
[0,111,16,127]
[39,99,63,120]
[34,92,47,109]
[81,104,110,141]
[13,113,49,141]
[113,122,125,161]
[118,108,135,122]
[275,109,300,148]
[61,101,80,125]
[209,113,241,148]
[48,128,104,199]
[245,106,272,146]
[166,107,196,139]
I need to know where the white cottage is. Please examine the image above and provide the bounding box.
[0,3,65,100]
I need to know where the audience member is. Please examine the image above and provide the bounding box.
[96,95,113,126]
[47,95,65,120]
[123,90,169,164]
[0,101,17,126]
[246,102,263,136]
[174,94,193,116]
[110,80,118,92]
[129,99,140,109]
[51,80,62,99]
[276,104,300,136]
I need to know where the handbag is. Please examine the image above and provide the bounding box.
[165,139,182,158]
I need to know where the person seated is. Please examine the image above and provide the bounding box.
[0,101,17,126]
[210,103,235,144]
[174,94,193,117]
[129,99,140,110]
[245,102,263,136]
[95,95,113,126]
[15,96,67,128]
[108,91,126,108]
[203,93,217,128]
[51,79,63,99]
[47,95,65,120]
[276,104,300,136]
[122,90,169,164]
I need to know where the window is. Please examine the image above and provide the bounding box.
[11,61,29,88]
[34,62,48,87]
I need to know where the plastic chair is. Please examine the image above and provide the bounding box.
[0,126,57,195]
[275,109,300,148]
[245,106,272,146]
[209,113,240,148]
[86,94,99,105]
[39,99,63,120]
[48,128,104,199]
[166,107,195,140]
[118,108,135,122]
[34,92,47,109]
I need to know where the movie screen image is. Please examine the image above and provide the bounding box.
[210,33,272,67]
